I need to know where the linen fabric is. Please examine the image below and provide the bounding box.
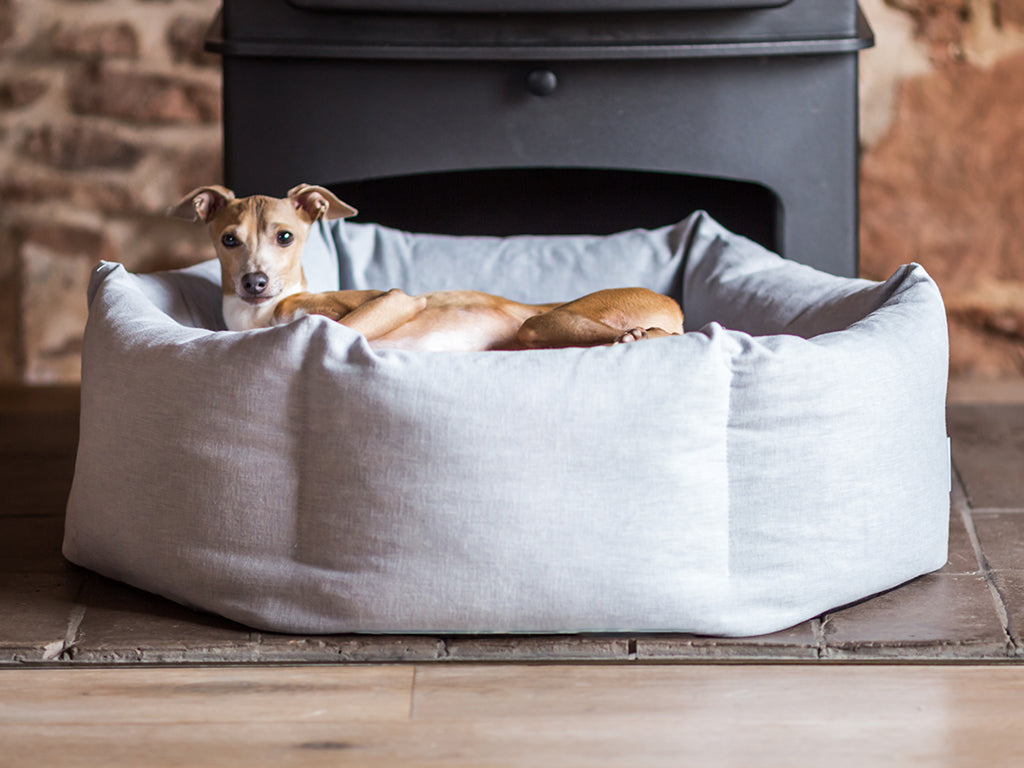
[63,212,950,635]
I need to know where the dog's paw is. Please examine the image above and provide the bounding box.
[613,328,649,344]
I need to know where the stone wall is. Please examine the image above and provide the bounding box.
[0,0,1022,381]
[0,0,221,382]
[859,0,1024,378]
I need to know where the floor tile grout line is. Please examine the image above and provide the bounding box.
[62,604,87,660]
[811,617,827,659]
[41,604,86,662]
[952,464,1018,656]
[36,572,91,662]
[0,513,70,519]
[60,574,96,661]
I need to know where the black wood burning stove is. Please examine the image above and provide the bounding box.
[206,1,873,276]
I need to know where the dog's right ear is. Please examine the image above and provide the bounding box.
[168,186,236,223]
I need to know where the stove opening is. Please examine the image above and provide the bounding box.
[330,168,779,251]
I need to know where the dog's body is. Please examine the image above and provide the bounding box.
[171,184,683,351]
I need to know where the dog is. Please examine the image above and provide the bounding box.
[169,184,684,351]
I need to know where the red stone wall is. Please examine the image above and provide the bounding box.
[1,0,1022,382]
[0,0,221,382]
[860,0,1024,378]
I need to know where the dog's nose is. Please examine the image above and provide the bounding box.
[241,272,269,296]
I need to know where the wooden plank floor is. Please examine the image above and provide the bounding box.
[2,663,1024,767]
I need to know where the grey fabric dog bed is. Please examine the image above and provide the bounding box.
[63,212,950,636]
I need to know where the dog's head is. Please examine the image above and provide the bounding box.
[169,184,357,308]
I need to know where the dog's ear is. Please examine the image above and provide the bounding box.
[168,186,236,223]
[287,184,358,223]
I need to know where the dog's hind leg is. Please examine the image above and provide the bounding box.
[516,288,683,349]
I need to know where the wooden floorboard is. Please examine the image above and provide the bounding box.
[2,664,1024,767]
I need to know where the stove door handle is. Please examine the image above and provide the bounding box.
[526,69,559,97]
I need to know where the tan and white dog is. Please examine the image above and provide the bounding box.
[170,184,683,351]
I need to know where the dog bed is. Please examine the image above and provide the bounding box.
[63,211,950,636]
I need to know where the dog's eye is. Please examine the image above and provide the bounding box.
[221,233,240,248]
[277,231,294,246]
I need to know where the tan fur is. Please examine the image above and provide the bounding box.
[170,185,683,350]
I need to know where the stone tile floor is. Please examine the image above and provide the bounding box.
[1,383,1023,665]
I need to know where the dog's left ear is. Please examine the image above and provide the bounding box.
[287,184,358,223]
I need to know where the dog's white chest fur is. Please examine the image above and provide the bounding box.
[222,295,279,331]
[222,283,305,331]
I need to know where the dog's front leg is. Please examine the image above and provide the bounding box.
[275,289,427,340]
[333,289,427,340]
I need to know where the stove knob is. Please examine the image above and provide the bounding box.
[526,69,558,97]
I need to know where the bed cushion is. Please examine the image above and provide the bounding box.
[63,211,950,636]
